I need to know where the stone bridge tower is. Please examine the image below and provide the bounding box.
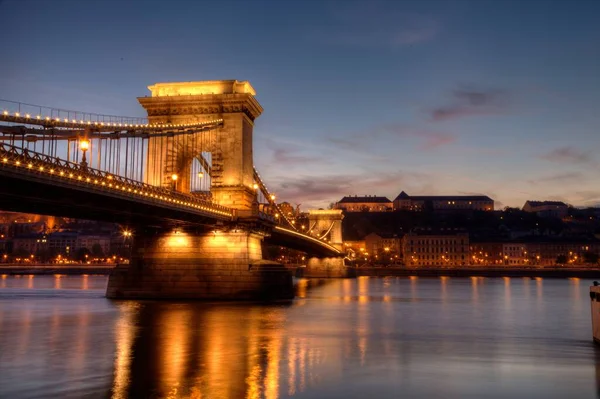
[304,209,349,278]
[107,81,294,300]
[307,210,344,250]
[138,80,262,211]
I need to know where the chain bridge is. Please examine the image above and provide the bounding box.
[0,80,348,299]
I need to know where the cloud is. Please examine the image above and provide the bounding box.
[313,4,438,48]
[575,191,600,204]
[528,172,585,185]
[419,133,457,150]
[327,124,456,153]
[539,147,594,165]
[271,169,435,208]
[430,86,509,122]
[263,139,325,166]
[271,147,323,165]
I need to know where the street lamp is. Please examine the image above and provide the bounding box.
[171,173,178,190]
[79,139,90,169]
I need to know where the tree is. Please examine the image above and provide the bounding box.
[556,254,568,265]
[583,252,599,265]
[91,243,104,259]
[75,247,91,262]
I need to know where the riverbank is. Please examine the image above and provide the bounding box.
[351,266,600,278]
[0,264,114,275]
[4,264,600,279]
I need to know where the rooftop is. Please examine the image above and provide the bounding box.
[524,200,568,207]
[394,191,493,202]
[338,195,392,204]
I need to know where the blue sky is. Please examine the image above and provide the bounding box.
[2,0,599,209]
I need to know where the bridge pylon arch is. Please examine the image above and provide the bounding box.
[138,80,262,211]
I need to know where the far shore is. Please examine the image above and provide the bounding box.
[0,264,115,275]
[2,264,600,279]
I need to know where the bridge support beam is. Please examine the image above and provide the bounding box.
[302,257,354,278]
[106,228,293,300]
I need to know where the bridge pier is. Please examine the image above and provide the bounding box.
[301,257,354,278]
[106,228,293,300]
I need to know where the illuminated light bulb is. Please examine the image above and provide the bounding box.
[77,176,82,180]
[171,173,178,181]
[36,115,41,119]
[59,171,64,176]
[72,119,76,123]
[197,171,204,178]
[270,194,276,201]
[45,117,50,121]
[15,112,20,117]
[25,114,30,118]
[27,163,33,168]
[39,167,44,171]
[64,119,68,123]
[50,169,54,173]
[69,173,73,178]
[86,178,90,182]
[2,110,7,115]
[2,158,6,162]
[253,183,258,190]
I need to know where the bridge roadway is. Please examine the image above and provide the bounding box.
[0,142,341,257]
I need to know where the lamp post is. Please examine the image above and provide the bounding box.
[79,139,90,169]
[171,173,178,190]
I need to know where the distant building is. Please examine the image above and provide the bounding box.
[393,191,494,212]
[522,201,568,218]
[364,232,402,257]
[402,228,469,266]
[334,195,393,212]
[470,237,600,266]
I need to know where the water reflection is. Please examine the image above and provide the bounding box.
[1,275,600,398]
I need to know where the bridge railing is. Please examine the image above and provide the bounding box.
[0,99,148,125]
[0,142,233,218]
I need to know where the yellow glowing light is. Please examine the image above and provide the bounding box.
[197,171,204,178]
[171,173,178,181]
[79,139,90,151]
[270,194,276,201]
[253,183,259,190]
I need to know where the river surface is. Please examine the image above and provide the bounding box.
[0,275,598,398]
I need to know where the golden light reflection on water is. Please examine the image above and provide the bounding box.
[112,303,139,399]
[54,274,63,289]
[82,274,89,290]
[296,278,308,298]
[27,274,34,289]
[504,277,511,308]
[471,276,479,304]
[536,277,543,303]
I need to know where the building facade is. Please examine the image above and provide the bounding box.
[393,191,494,212]
[522,201,568,218]
[402,229,469,266]
[334,196,393,212]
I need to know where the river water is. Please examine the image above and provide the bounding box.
[0,274,598,398]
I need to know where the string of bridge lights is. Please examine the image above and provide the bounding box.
[0,152,232,218]
[0,110,223,130]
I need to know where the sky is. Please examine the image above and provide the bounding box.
[1,0,600,210]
